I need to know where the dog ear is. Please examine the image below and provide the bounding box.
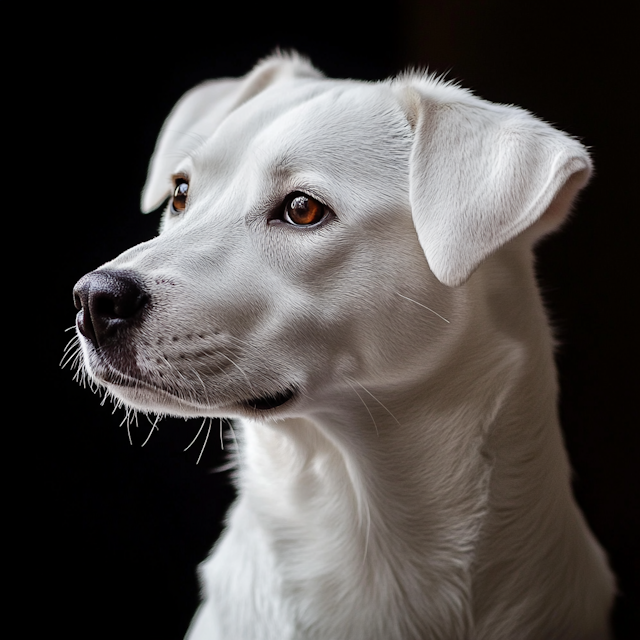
[141,52,323,213]
[399,84,592,287]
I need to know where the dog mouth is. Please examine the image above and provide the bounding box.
[80,334,298,413]
[242,387,296,411]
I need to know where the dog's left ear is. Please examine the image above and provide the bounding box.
[141,52,323,213]
[399,84,592,287]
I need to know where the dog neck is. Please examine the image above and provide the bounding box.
[213,257,613,639]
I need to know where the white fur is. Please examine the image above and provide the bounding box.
[75,53,615,639]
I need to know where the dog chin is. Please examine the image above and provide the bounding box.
[112,383,298,418]
[93,373,208,417]
[80,354,204,417]
[87,360,298,419]
[80,337,299,417]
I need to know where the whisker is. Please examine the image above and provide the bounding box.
[351,379,401,427]
[159,355,202,405]
[62,334,79,353]
[120,407,139,445]
[190,367,210,404]
[213,419,241,473]
[216,351,256,393]
[141,414,161,447]
[60,333,82,368]
[184,418,207,452]
[396,293,450,323]
[70,356,84,378]
[346,380,379,437]
[221,337,275,369]
[60,345,82,370]
[362,505,371,568]
[196,419,212,465]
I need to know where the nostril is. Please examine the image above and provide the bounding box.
[92,292,117,318]
[114,281,146,319]
[92,287,144,320]
[73,269,148,348]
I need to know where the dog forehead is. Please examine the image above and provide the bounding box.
[225,79,405,146]
[190,79,412,207]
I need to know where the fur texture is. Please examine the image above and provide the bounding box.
[72,53,615,639]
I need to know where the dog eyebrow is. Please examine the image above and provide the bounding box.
[269,156,294,180]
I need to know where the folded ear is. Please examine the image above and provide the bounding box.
[141,52,323,213]
[400,83,592,287]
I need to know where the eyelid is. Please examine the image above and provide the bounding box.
[289,187,330,208]
[170,174,190,197]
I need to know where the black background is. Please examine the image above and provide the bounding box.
[32,1,637,637]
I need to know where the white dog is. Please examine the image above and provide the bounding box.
[72,53,615,639]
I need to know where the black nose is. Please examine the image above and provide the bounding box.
[73,269,148,348]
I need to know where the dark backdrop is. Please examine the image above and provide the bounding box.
[34,1,637,637]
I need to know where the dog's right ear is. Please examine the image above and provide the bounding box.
[397,82,592,287]
[141,53,323,213]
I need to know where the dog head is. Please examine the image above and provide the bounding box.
[72,53,591,419]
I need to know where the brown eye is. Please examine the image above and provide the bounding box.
[283,194,326,226]
[171,178,189,214]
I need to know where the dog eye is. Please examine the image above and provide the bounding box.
[283,194,327,226]
[171,177,189,215]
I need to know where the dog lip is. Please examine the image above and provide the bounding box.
[90,361,213,411]
[86,342,297,413]
[242,387,296,411]
[88,357,142,389]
